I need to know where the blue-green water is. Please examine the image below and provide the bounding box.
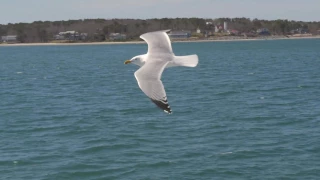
[1,39,320,180]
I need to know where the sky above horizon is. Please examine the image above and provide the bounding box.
[1,0,319,24]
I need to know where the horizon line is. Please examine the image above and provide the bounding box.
[1,17,320,25]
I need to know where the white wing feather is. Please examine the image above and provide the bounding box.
[134,60,171,113]
[140,30,173,55]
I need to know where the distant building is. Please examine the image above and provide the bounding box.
[257,28,270,35]
[109,33,126,40]
[168,30,191,39]
[228,30,240,36]
[54,34,64,40]
[215,26,219,33]
[196,27,201,33]
[214,24,224,33]
[54,31,87,40]
[224,21,228,31]
[79,33,88,40]
[290,28,309,34]
[1,35,18,43]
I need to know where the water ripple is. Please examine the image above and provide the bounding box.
[1,40,320,179]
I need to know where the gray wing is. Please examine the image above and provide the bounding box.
[140,30,173,54]
[134,60,172,114]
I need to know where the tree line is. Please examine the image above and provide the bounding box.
[0,18,319,43]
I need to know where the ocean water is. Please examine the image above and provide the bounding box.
[1,39,320,180]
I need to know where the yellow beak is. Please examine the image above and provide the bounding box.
[124,60,131,64]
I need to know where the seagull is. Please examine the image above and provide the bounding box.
[124,30,198,114]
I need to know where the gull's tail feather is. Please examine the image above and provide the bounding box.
[173,54,198,67]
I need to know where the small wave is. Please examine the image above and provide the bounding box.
[215,91,239,96]
[220,152,233,155]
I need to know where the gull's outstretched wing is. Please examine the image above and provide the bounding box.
[140,30,173,54]
[134,59,172,114]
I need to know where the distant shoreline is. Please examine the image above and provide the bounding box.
[1,35,320,47]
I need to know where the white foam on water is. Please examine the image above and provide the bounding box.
[221,152,233,155]
[16,72,23,74]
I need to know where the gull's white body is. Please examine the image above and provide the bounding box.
[127,30,198,114]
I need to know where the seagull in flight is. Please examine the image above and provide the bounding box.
[124,30,198,114]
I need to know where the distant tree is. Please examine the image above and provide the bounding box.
[52,21,61,26]
[308,23,319,34]
[0,26,7,36]
[141,20,148,30]
[103,25,109,35]
[183,19,189,29]
[38,29,48,42]
[94,19,106,24]
[302,24,309,30]
[17,30,27,43]
[160,18,172,29]
[13,23,28,42]
[93,33,105,41]
[123,24,128,33]
[290,21,302,30]
[93,28,105,41]
[252,18,262,29]
[1,17,319,43]
[135,23,140,29]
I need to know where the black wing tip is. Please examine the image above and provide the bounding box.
[150,98,172,114]
[164,110,172,114]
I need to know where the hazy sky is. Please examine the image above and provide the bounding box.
[1,0,319,24]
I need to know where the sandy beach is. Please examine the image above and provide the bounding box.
[1,35,320,47]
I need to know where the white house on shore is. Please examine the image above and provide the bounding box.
[109,33,126,40]
[1,35,18,43]
[54,31,87,40]
[196,27,201,33]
